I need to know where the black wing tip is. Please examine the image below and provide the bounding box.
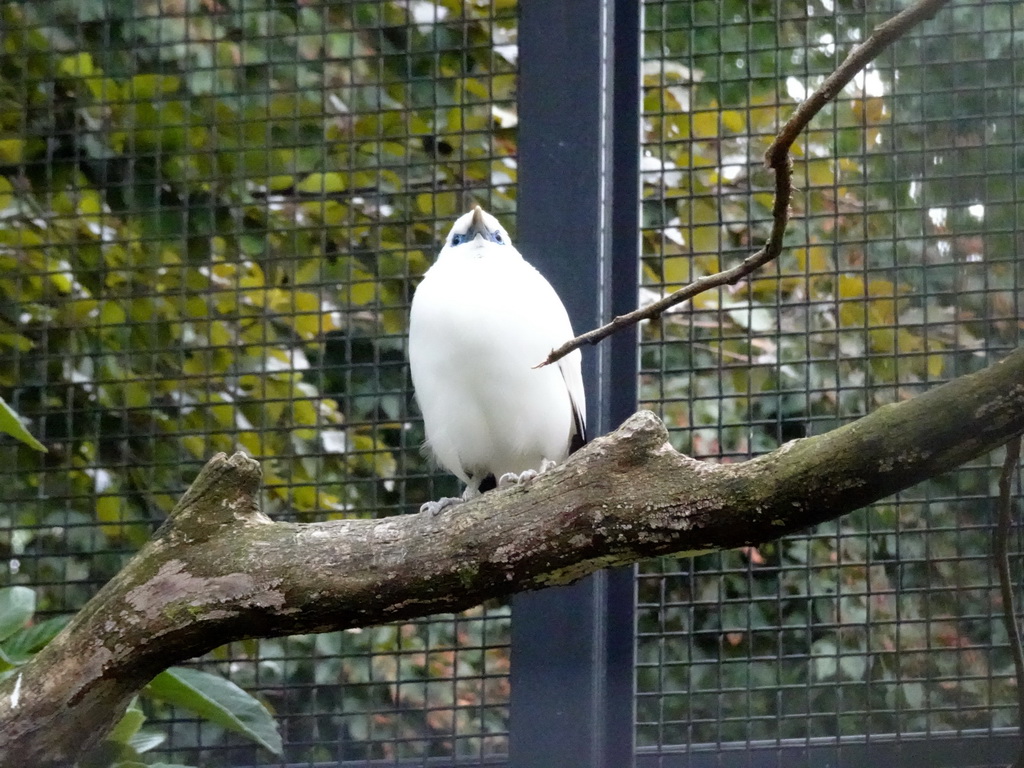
[568,405,587,455]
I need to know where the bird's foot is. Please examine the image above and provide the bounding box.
[419,496,465,516]
[497,470,532,489]
[496,460,558,490]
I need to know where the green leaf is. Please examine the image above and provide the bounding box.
[146,667,282,754]
[0,175,14,209]
[107,701,146,745]
[0,396,46,452]
[295,171,347,194]
[1,615,70,662]
[58,51,97,78]
[0,587,35,643]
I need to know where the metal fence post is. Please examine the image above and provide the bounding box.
[510,0,640,766]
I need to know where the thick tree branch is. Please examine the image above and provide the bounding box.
[2,345,1023,766]
[539,0,953,367]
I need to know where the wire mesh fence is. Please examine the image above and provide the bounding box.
[0,0,1022,766]
[636,0,1023,763]
[0,0,516,763]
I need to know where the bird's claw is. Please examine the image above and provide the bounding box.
[497,462,557,490]
[427,460,560,512]
[419,496,464,516]
[497,471,525,489]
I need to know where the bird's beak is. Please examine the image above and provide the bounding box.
[469,205,488,240]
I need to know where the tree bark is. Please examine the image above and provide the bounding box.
[2,345,1024,766]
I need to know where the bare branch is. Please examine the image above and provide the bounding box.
[2,344,1024,766]
[539,0,954,367]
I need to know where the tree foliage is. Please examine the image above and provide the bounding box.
[0,0,515,761]
[636,0,1022,745]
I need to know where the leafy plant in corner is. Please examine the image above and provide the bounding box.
[0,586,282,767]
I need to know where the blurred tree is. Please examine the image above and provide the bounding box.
[0,0,515,762]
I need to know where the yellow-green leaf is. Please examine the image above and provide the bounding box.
[691,111,719,140]
[0,176,13,210]
[0,139,24,163]
[58,52,96,78]
[295,172,348,194]
[0,396,45,452]
[720,110,745,133]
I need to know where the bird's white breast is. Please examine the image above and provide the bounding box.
[409,241,580,486]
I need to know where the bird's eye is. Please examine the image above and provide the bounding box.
[492,231,504,244]
[451,233,467,246]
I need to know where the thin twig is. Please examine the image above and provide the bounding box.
[995,435,1024,768]
[539,0,953,367]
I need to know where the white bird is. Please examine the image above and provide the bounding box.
[409,205,586,514]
